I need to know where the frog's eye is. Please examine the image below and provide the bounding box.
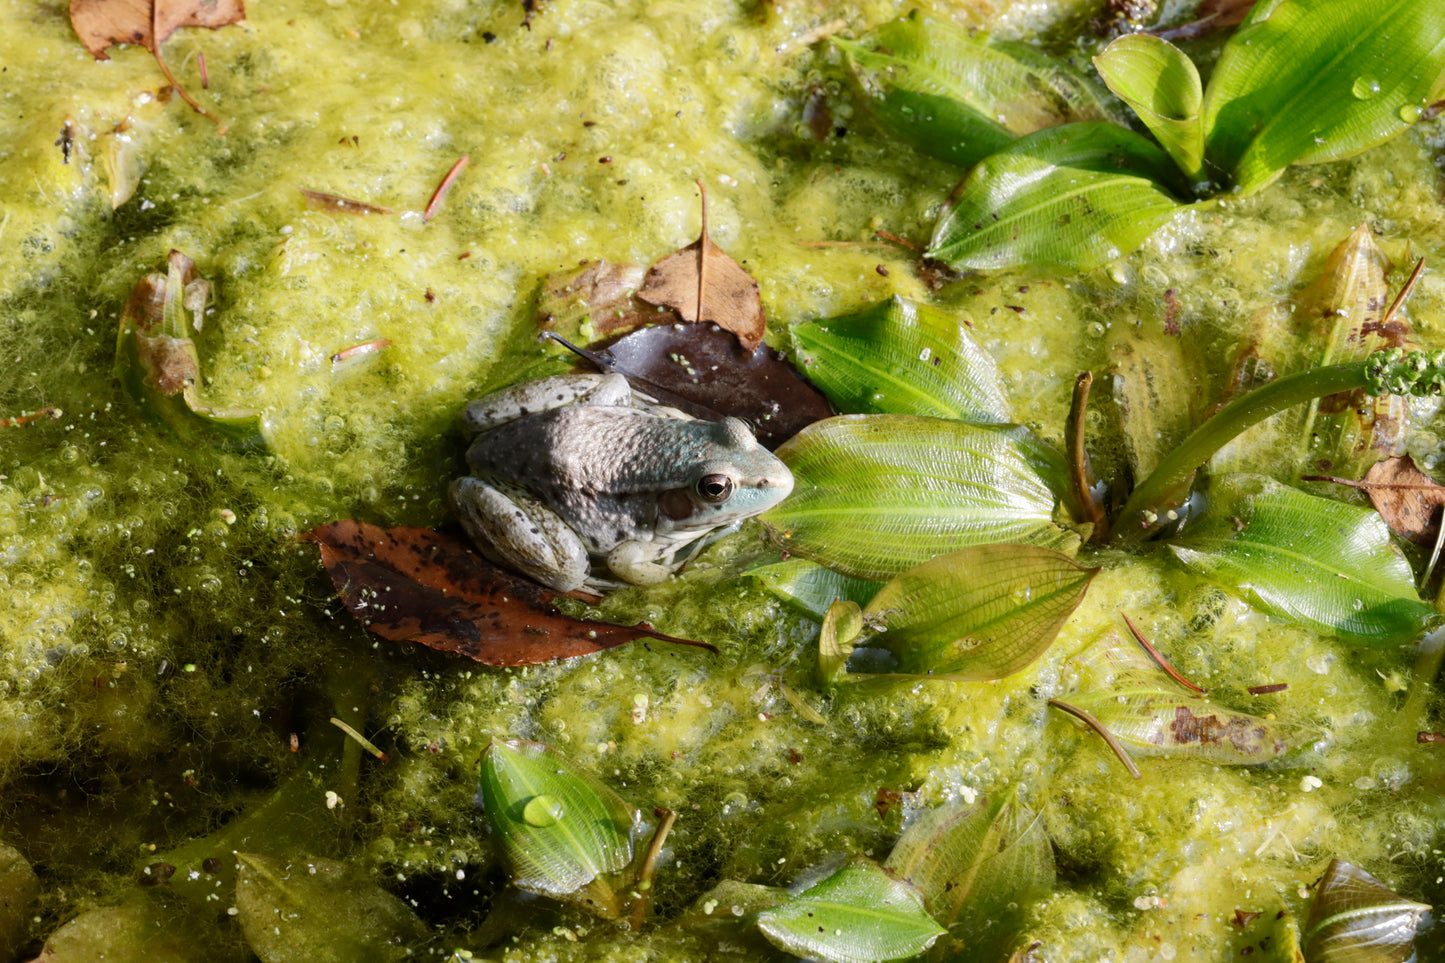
[697,473,735,504]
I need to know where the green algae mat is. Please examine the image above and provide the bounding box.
[4,0,1445,959]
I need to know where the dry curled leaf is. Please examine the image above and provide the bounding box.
[638,182,766,351]
[302,521,715,665]
[70,0,246,60]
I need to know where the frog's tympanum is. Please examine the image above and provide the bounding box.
[449,373,794,592]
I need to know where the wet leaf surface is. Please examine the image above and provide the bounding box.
[1304,859,1430,963]
[638,184,766,350]
[1356,456,1444,546]
[538,259,660,342]
[302,521,713,665]
[235,853,429,963]
[70,0,246,60]
[583,323,834,449]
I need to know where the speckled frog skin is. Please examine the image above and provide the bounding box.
[449,373,794,593]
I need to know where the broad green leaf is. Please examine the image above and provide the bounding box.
[837,14,1116,169]
[927,123,1185,271]
[1170,473,1436,642]
[33,897,213,963]
[477,738,641,917]
[789,296,1012,422]
[1093,34,1205,182]
[1304,859,1430,963]
[764,414,1076,581]
[746,557,881,621]
[234,854,430,963]
[1201,0,1445,194]
[756,859,945,963]
[862,544,1096,679]
[885,792,1054,939]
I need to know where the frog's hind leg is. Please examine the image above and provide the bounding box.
[459,374,633,435]
[448,478,591,592]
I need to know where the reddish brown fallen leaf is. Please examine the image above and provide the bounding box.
[638,181,766,351]
[553,324,834,449]
[302,521,715,665]
[1305,455,1445,545]
[300,188,395,216]
[1152,0,1254,40]
[70,0,246,60]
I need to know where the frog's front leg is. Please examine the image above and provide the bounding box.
[448,477,591,592]
[606,539,678,586]
[459,373,633,435]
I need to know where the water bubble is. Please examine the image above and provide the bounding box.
[1351,76,1381,99]
[522,794,564,827]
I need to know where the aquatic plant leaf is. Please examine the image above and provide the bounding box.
[478,738,641,917]
[234,853,429,963]
[591,323,835,450]
[1169,473,1436,642]
[70,0,246,60]
[884,792,1054,937]
[1303,859,1430,963]
[765,415,1076,581]
[1297,224,1406,480]
[32,897,210,963]
[114,250,266,450]
[1093,34,1205,181]
[789,296,1012,422]
[820,598,864,685]
[927,123,1185,271]
[862,544,1096,679]
[755,859,945,963]
[302,521,712,665]
[1062,675,1316,764]
[638,183,765,350]
[0,843,37,962]
[837,14,1115,168]
[747,558,880,621]
[1200,0,1445,194]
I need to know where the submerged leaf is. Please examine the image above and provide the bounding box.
[1169,473,1436,642]
[1093,34,1205,181]
[302,521,713,665]
[820,598,863,685]
[1303,859,1430,963]
[747,558,880,621]
[927,123,1185,271]
[33,898,209,963]
[884,792,1054,942]
[478,738,642,918]
[114,250,266,450]
[1200,0,1445,194]
[789,296,1012,422]
[537,260,659,342]
[765,415,1076,581]
[755,859,945,963]
[837,14,1115,168]
[234,853,429,963]
[861,544,1096,680]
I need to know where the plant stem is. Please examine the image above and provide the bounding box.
[1110,361,1371,545]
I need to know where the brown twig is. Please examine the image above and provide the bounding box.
[1066,371,1105,535]
[423,154,470,222]
[627,807,677,930]
[1048,699,1141,779]
[149,4,222,127]
[1381,257,1426,327]
[1123,613,1206,693]
[0,406,62,428]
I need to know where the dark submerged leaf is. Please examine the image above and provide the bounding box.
[1303,858,1430,963]
[302,521,713,665]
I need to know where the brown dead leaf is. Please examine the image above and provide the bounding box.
[300,189,394,216]
[1304,455,1445,545]
[70,0,246,60]
[638,181,766,351]
[538,260,661,341]
[302,521,715,665]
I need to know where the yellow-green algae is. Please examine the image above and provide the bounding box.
[3,0,1445,960]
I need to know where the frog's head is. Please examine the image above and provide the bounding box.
[656,417,793,535]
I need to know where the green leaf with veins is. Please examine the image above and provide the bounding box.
[927,123,1186,272]
[836,14,1117,169]
[1200,0,1445,194]
[1169,473,1437,642]
[1093,34,1205,183]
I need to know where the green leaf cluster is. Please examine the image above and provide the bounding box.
[843,4,1445,270]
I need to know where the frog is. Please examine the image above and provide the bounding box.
[448,372,794,593]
